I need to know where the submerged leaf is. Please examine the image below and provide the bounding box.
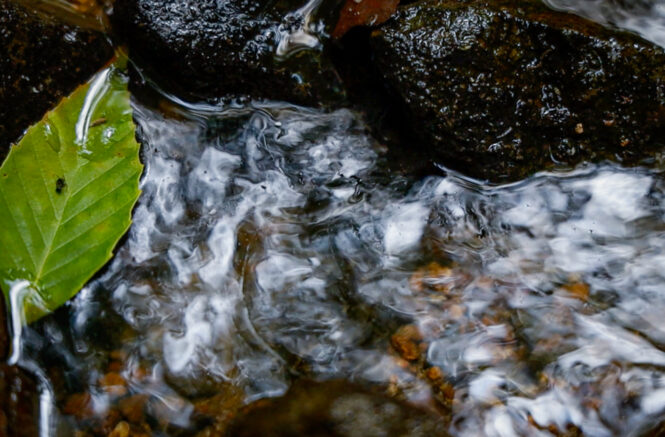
[0,61,142,323]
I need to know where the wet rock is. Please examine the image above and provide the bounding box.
[108,421,130,437]
[111,0,345,106]
[192,385,245,437]
[224,379,448,437]
[0,0,113,159]
[98,372,128,398]
[0,364,40,437]
[371,0,665,181]
[63,392,95,422]
[391,324,423,361]
[117,394,148,424]
[0,297,32,437]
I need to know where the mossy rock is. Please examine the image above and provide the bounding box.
[371,0,665,181]
[111,0,345,106]
[0,0,113,159]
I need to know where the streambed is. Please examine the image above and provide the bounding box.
[19,98,665,437]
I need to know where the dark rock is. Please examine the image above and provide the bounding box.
[111,0,345,106]
[0,364,40,437]
[0,0,114,159]
[371,0,665,181]
[224,379,448,437]
[329,28,444,178]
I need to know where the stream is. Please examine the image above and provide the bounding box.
[8,0,665,436]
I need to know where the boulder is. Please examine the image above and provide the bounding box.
[111,0,345,106]
[0,0,113,159]
[371,0,665,181]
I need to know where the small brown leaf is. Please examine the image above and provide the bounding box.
[563,281,590,301]
[333,0,400,39]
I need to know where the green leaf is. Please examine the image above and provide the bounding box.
[0,61,142,323]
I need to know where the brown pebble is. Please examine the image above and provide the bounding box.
[107,361,124,373]
[427,262,455,293]
[563,282,589,301]
[108,421,130,437]
[426,366,443,381]
[391,325,423,361]
[99,372,128,397]
[575,123,584,134]
[118,394,148,424]
[409,269,425,292]
[63,392,94,420]
[448,304,465,320]
[130,365,149,382]
[97,408,121,436]
[109,350,128,362]
[386,374,400,397]
[410,262,460,294]
[439,382,455,402]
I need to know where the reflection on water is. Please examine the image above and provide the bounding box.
[8,0,665,436]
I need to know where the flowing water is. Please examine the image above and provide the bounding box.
[9,0,665,436]
[545,0,665,47]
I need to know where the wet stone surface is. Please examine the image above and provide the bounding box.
[111,0,345,106]
[371,0,665,181]
[0,0,113,158]
[0,364,40,437]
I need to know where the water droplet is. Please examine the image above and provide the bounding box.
[43,120,60,153]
